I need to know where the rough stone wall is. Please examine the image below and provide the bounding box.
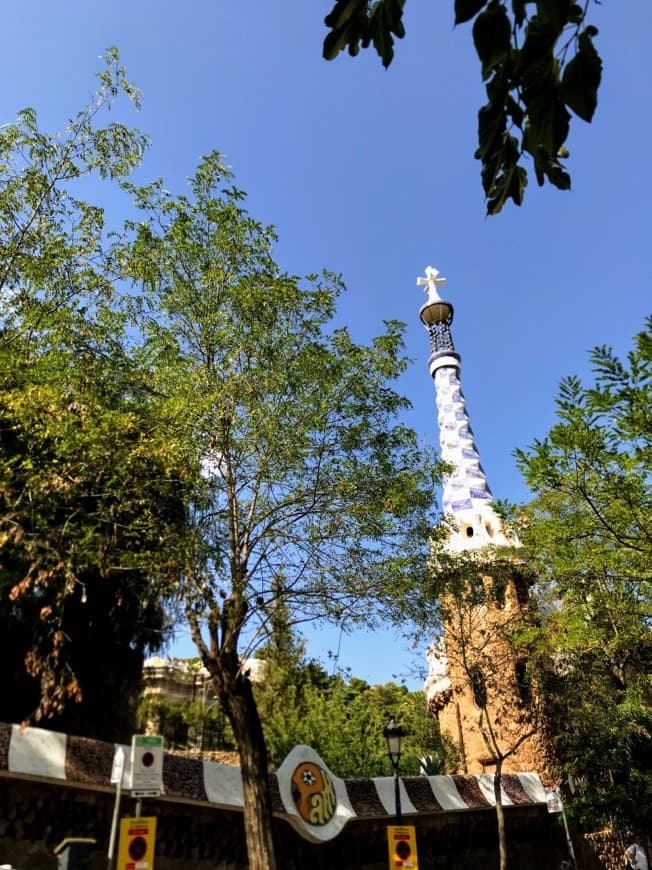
[171,746,240,766]
[580,829,652,870]
[433,572,551,777]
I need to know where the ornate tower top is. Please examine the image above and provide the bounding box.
[418,265,518,553]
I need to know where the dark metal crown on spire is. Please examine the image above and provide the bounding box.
[418,266,456,356]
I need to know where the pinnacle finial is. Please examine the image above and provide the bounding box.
[417,266,446,304]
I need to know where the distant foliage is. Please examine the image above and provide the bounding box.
[138,696,235,752]
[252,596,450,775]
[256,659,447,777]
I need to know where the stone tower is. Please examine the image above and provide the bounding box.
[418,266,544,775]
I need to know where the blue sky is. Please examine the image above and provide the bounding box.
[4,2,650,688]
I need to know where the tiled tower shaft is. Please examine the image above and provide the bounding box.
[418,267,510,551]
[419,266,545,777]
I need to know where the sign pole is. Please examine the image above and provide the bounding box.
[545,784,577,870]
[107,746,125,868]
[560,804,577,869]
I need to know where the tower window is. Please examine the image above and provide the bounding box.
[515,659,532,704]
[469,666,487,709]
[513,572,530,607]
[492,576,506,608]
[470,574,485,603]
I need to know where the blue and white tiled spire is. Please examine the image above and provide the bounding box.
[418,266,517,553]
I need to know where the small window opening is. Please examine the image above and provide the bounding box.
[515,659,532,704]
[492,576,506,609]
[470,574,485,604]
[469,666,487,708]
[513,572,530,607]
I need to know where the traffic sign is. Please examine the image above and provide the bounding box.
[116,816,156,870]
[111,746,125,785]
[545,785,563,814]
[129,735,164,796]
[387,825,419,869]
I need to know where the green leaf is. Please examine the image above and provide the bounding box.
[485,138,526,214]
[476,98,507,162]
[568,3,584,24]
[511,0,527,27]
[473,1,512,79]
[505,95,525,127]
[367,0,406,67]
[515,318,652,831]
[323,0,404,67]
[537,0,572,32]
[523,81,570,161]
[324,0,367,29]
[515,14,558,84]
[546,158,571,190]
[561,29,602,122]
[455,0,489,25]
[323,0,369,61]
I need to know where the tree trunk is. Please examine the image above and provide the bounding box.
[223,673,277,870]
[494,756,507,870]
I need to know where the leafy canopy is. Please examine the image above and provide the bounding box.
[1,51,443,866]
[121,152,442,663]
[118,151,443,870]
[323,0,602,215]
[0,48,187,737]
[515,319,652,831]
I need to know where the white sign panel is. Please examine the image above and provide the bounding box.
[130,735,164,796]
[111,746,125,785]
[545,785,563,814]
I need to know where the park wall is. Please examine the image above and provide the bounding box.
[0,721,639,869]
[0,774,567,869]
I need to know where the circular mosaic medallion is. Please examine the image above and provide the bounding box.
[290,761,337,826]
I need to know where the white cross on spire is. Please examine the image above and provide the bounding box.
[417,265,447,303]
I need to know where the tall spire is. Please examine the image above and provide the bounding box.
[418,266,516,552]
[419,267,542,777]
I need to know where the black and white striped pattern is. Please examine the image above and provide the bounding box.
[0,724,547,843]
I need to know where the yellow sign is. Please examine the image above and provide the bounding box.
[387,825,419,869]
[116,816,156,870]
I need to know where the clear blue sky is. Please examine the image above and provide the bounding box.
[4,2,650,688]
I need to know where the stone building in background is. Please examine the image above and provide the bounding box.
[141,655,265,756]
[418,266,547,776]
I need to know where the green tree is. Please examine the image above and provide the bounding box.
[0,369,189,739]
[515,319,652,833]
[255,646,445,777]
[120,153,441,869]
[323,0,602,214]
[0,50,189,740]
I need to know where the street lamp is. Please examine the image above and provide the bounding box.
[383,715,405,823]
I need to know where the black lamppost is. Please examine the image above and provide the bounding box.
[383,715,405,823]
